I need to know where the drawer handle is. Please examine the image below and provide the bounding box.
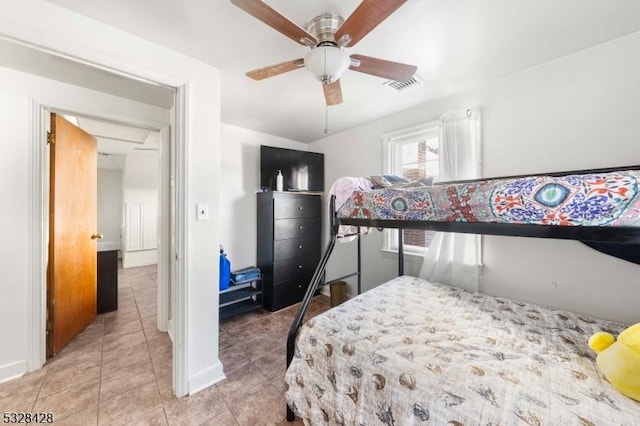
[298,265,302,269]
[298,225,303,230]
[298,206,303,210]
[298,284,302,288]
[298,245,303,249]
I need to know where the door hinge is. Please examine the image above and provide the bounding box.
[47,131,55,145]
[46,319,53,334]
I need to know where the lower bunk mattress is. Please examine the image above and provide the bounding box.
[284,276,639,425]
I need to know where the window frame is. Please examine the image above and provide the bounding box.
[381,121,440,256]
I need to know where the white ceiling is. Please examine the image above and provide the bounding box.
[64,115,160,170]
[47,0,640,142]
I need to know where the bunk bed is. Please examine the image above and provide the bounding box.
[284,166,640,424]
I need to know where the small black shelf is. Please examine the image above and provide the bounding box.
[220,287,262,307]
[219,299,262,321]
[219,272,262,320]
[220,279,257,294]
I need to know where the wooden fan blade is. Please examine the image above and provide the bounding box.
[231,0,317,46]
[335,0,407,47]
[349,54,417,81]
[323,80,343,106]
[246,58,305,80]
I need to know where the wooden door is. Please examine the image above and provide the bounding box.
[47,113,98,357]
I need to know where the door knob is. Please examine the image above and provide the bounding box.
[91,233,104,240]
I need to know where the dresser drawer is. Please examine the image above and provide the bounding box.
[273,254,320,283]
[274,217,320,240]
[274,236,320,262]
[269,279,307,311]
[274,196,321,219]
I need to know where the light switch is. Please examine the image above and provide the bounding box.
[196,203,209,221]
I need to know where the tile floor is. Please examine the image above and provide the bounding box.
[0,264,331,425]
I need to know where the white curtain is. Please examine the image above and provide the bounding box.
[419,108,482,291]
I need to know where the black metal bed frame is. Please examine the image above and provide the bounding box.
[284,165,640,421]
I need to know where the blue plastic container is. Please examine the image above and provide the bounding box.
[219,246,231,291]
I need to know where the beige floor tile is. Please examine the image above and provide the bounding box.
[134,287,158,298]
[113,301,140,314]
[147,333,172,358]
[253,346,286,381]
[34,378,99,422]
[141,315,159,331]
[136,299,158,310]
[273,378,287,395]
[101,341,151,376]
[220,345,251,373]
[228,384,287,426]
[102,329,147,353]
[218,329,234,351]
[104,317,143,337]
[100,360,156,401]
[151,349,172,378]
[103,309,140,325]
[0,368,48,413]
[98,381,163,425]
[53,407,98,426]
[199,409,239,426]
[143,324,166,341]
[220,308,270,332]
[156,373,173,402]
[276,417,305,426]
[162,385,228,426]
[239,335,284,362]
[45,344,102,373]
[39,359,101,398]
[138,305,158,320]
[131,278,156,289]
[216,362,270,408]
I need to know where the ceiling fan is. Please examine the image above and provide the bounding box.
[231,0,417,106]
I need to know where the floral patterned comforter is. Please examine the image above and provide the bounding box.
[336,170,640,227]
[285,276,640,425]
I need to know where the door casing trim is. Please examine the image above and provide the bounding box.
[27,90,188,396]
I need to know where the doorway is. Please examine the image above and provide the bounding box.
[4,34,186,395]
[45,113,172,359]
[40,107,175,381]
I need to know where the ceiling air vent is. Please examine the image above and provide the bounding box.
[383,74,424,92]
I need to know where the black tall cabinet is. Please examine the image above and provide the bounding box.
[257,192,322,311]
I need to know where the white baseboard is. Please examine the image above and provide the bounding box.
[0,360,27,384]
[122,249,158,269]
[167,319,174,342]
[188,360,225,395]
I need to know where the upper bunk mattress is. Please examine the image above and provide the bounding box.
[285,276,639,425]
[336,170,640,227]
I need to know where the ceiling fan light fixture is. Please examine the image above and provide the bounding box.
[304,46,350,84]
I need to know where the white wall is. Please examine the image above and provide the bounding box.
[123,189,159,268]
[97,169,123,243]
[310,32,640,324]
[122,152,160,267]
[123,151,160,190]
[0,1,223,394]
[220,124,308,270]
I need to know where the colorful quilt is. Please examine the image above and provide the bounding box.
[336,170,640,227]
[285,276,640,425]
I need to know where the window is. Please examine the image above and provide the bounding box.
[382,122,440,255]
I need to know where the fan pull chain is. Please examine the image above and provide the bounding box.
[324,105,330,134]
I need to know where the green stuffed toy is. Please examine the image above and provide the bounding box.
[589,323,640,401]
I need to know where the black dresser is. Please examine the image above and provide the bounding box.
[257,192,322,311]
